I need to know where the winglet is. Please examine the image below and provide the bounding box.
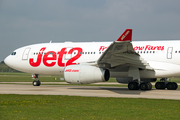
[116,29,132,42]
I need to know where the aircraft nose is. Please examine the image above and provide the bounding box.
[4,55,12,67]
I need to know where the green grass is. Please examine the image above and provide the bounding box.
[0,72,30,76]
[0,75,64,82]
[0,72,64,82]
[0,73,180,119]
[0,94,180,120]
[1,72,180,83]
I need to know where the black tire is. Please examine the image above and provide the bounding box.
[33,80,41,86]
[166,82,174,90]
[128,82,138,90]
[134,82,139,90]
[155,82,161,89]
[140,83,147,90]
[147,82,152,90]
[37,81,41,86]
[172,82,178,90]
[33,81,37,86]
[155,82,165,89]
[128,82,135,90]
[160,82,166,89]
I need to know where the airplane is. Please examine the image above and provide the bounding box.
[4,29,179,90]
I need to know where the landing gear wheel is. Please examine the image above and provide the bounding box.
[134,82,139,90]
[172,82,178,90]
[128,82,135,90]
[167,82,177,90]
[128,82,139,90]
[32,74,41,86]
[147,82,152,90]
[33,80,41,86]
[155,82,165,89]
[140,83,148,90]
[155,82,161,89]
[166,82,173,90]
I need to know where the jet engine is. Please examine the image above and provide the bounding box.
[64,65,110,84]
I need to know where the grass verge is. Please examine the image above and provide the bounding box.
[0,94,180,120]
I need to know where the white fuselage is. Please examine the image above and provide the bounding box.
[4,41,180,78]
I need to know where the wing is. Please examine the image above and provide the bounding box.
[97,29,154,70]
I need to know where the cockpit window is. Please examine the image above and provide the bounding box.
[11,52,16,55]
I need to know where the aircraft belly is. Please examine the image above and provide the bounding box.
[110,70,155,78]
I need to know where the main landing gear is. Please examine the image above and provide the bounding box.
[32,74,41,86]
[155,78,178,90]
[127,67,152,90]
[128,82,152,90]
[128,78,178,90]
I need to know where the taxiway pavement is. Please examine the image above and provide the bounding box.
[0,84,180,100]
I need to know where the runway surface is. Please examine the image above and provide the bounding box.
[1,84,180,100]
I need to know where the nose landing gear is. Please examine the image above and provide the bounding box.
[32,74,41,86]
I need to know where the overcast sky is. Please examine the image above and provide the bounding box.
[1,0,180,61]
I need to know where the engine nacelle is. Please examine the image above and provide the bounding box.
[64,65,110,84]
[116,78,157,83]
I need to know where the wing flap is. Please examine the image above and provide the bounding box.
[97,29,154,71]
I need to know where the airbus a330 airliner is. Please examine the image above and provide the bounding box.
[4,29,179,90]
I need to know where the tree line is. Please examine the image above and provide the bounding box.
[0,61,21,72]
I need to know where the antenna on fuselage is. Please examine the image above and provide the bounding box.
[49,40,52,43]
